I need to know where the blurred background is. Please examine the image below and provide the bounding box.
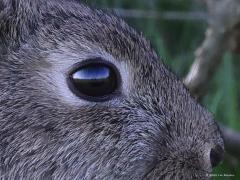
[85,0,240,179]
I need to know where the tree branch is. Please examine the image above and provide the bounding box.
[183,28,228,97]
[184,0,240,159]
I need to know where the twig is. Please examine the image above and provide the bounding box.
[183,28,228,97]
[184,0,240,159]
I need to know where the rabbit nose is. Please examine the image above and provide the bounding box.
[210,145,224,167]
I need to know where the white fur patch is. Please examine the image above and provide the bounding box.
[42,42,131,107]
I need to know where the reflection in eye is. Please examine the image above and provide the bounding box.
[72,66,110,80]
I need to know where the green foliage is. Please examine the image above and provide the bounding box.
[85,0,240,178]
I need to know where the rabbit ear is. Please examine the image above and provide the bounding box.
[0,0,41,46]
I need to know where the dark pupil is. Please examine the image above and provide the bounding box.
[71,63,117,97]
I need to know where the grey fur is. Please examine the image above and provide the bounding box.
[0,0,224,179]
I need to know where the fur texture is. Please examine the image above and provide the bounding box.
[0,0,224,179]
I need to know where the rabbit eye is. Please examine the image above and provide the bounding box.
[68,59,120,101]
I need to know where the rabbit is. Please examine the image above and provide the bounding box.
[0,0,224,179]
